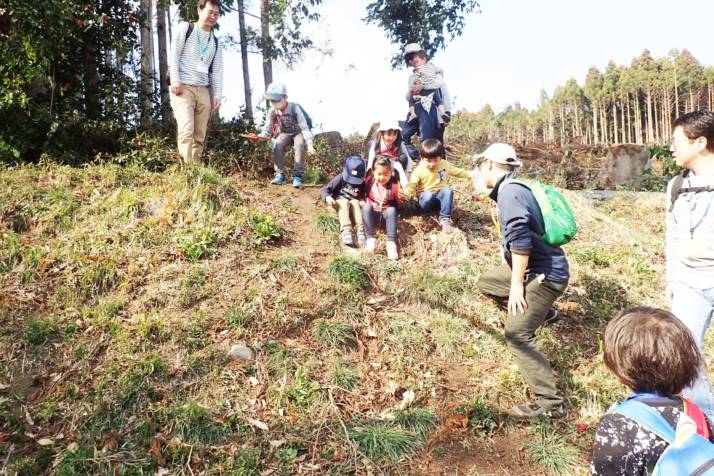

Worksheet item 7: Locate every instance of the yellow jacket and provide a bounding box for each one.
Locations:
[406,160,471,197]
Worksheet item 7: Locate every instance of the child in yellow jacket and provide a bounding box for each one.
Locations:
[406,139,471,233]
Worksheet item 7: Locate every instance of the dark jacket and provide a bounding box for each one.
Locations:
[320,174,365,202]
[490,173,569,283]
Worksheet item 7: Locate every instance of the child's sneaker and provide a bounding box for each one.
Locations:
[271,173,286,185]
[341,229,354,246]
[386,241,398,260]
[364,237,376,253]
[292,175,303,189]
[440,218,453,234]
[356,228,366,246]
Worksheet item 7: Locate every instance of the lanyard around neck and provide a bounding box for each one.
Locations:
[194,26,213,60]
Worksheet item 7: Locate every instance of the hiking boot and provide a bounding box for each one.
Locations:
[407,112,418,123]
[292,175,303,189]
[356,228,366,246]
[509,402,566,420]
[365,238,376,253]
[341,229,354,246]
[441,111,452,124]
[440,218,453,234]
[271,173,286,185]
[386,241,398,260]
[544,308,560,325]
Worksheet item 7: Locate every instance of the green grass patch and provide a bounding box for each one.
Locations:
[271,254,299,273]
[286,368,323,408]
[312,319,356,349]
[394,407,438,440]
[329,359,359,390]
[429,312,468,354]
[177,226,218,261]
[24,316,61,345]
[314,211,340,235]
[408,269,467,308]
[327,255,369,290]
[169,402,228,445]
[250,213,282,246]
[523,421,580,475]
[348,421,420,465]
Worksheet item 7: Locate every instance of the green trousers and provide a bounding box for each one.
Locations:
[477,264,567,408]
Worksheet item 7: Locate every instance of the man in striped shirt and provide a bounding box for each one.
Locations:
[170,0,224,163]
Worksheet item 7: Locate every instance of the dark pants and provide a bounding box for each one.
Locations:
[402,103,443,163]
[477,264,568,408]
[362,204,397,241]
[417,187,454,220]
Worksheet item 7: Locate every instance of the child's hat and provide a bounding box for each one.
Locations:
[378,119,401,132]
[473,143,522,167]
[342,155,366,185]
[265,82,287,101]
[403,43,425,58]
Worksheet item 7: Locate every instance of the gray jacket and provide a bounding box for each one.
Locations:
[666,172,714,288]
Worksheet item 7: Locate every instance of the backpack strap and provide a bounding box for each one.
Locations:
[669,171,688,212]
[684,399,712,440]
[608,399,676,443]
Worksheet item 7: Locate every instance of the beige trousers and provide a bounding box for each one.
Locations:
[335,198,364,231]
[170,85,211,163]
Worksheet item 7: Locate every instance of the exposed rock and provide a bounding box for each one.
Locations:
[228,343,254,361]
[599,144,651,188]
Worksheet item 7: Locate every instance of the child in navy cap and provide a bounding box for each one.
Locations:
[320,156,367,246]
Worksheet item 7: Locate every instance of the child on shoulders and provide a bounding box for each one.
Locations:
[320,156,367,247]
[362,156,401,260]
[406,139,471,233]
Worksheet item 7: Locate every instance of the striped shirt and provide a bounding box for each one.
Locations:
[170,22,223,100]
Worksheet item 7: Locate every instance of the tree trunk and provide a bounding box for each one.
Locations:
[157,1,170,123]
[140,0,155,125]
[84,39,100,119]
[592,103,598,145]
[260,0,273,91]
[612,99,618,144]
[646,91,654,143]
[626,95,632,143]
[620,96,625,143]
[238,0,253,121]
[674,68,679,118]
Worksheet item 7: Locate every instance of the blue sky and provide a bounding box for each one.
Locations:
[206,0,714,135]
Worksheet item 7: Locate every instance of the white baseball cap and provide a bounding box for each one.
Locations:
[403,43,425,58]
[473,143,522,167]
[378,119,401,132]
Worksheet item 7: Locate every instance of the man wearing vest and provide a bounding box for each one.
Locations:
[255,82,316,189]
[473,143,569,419]
[169,0,223,164]
[666,110,714,420]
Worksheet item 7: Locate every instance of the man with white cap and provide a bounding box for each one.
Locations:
[473,143,570,419]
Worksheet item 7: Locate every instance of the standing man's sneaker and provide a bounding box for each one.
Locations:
[509,402,566,419]
[440,218,453,234]
[356,228,366,246]
[292,175,303,189]
[364,238,376,253]
[341,229,354,246]
[386,241,398,260]
[271,173,286,185]
[544,308,560,325]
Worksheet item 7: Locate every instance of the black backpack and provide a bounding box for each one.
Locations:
[668,170,714,212]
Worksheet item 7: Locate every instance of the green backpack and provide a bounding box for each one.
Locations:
[504,179,578,246]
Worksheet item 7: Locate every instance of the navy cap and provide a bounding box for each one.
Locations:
[342,155,366,185]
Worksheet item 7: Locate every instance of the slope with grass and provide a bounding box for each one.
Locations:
[1,152,706,475]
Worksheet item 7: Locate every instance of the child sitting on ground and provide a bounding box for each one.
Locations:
[591,307,714,475]
[367,119,411,192]
[406,139,471,233]
[362,156,401,260]
[320,155,367,246]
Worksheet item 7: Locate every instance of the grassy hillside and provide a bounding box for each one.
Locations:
[0,149,706,475]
